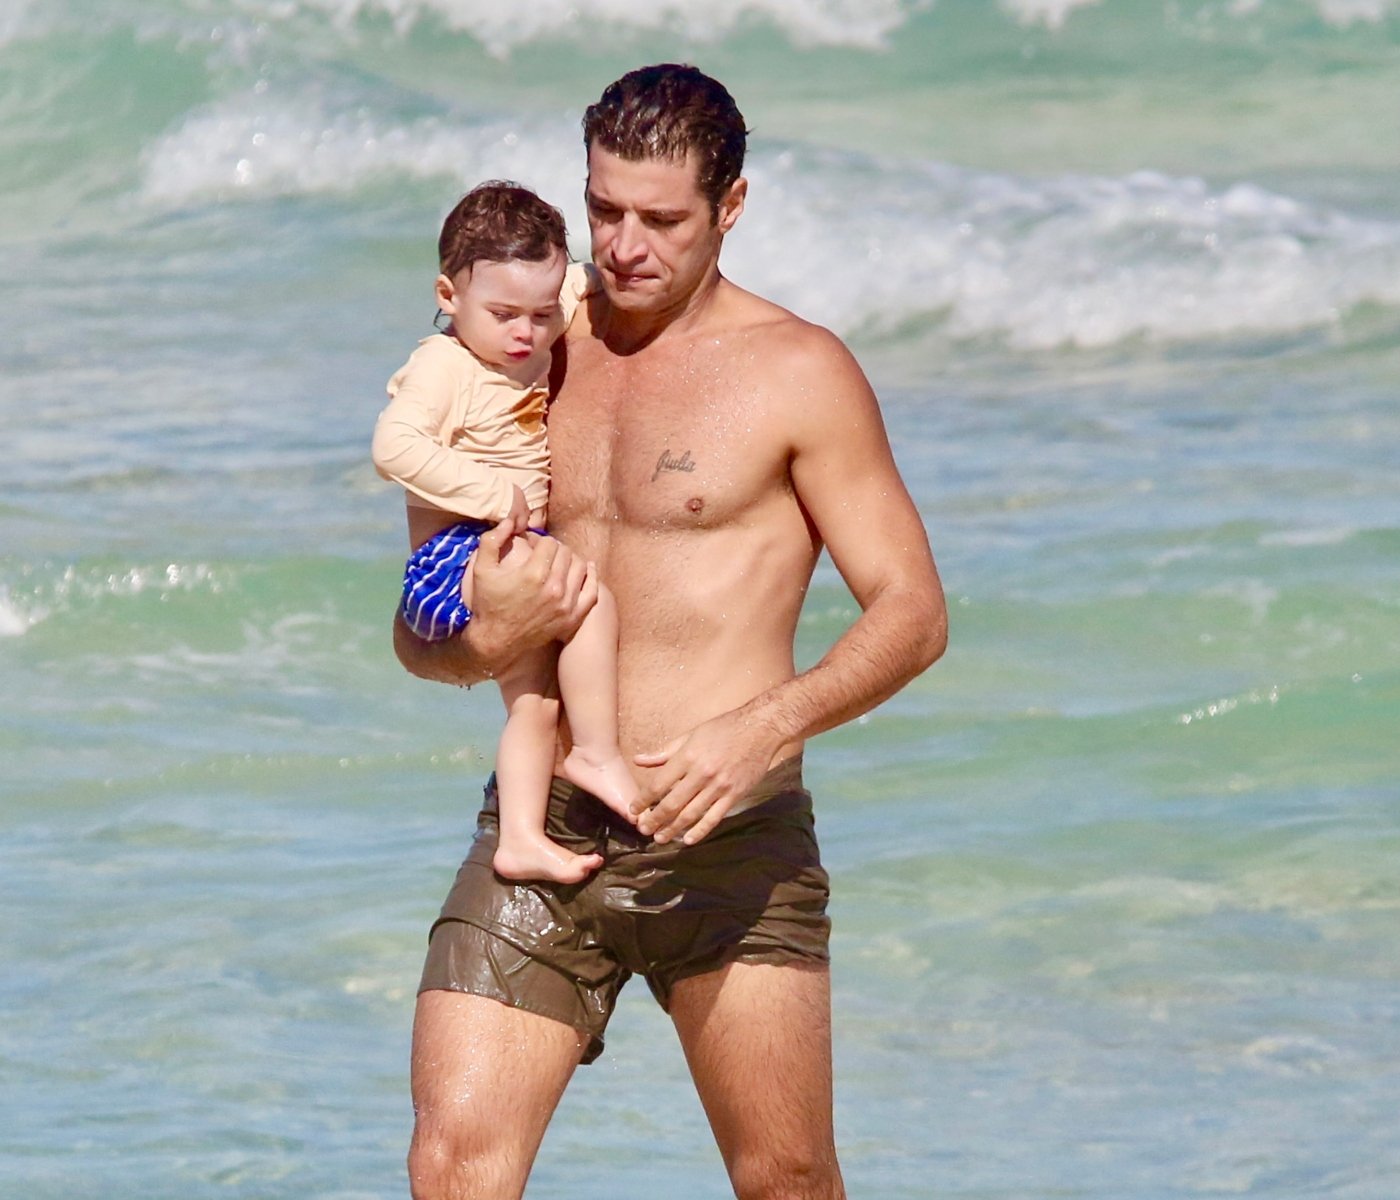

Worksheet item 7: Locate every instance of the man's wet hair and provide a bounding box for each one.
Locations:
[438,181,568,279]
[582,64,749,216]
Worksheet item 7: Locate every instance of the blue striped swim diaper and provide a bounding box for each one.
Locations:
[400,519,494,642]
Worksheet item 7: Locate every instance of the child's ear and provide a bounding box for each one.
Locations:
[434,273,457,314]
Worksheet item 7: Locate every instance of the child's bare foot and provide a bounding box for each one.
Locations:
[493,836,603,884]
[562,748,641,822]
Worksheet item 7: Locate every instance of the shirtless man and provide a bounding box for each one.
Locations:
[394,64,946,1200]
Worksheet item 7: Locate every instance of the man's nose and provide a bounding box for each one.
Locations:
[612,215,648,265]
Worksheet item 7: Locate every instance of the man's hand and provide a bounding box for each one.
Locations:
[395,518,598,686]
[466,520,598,673]
[631,708,781,846]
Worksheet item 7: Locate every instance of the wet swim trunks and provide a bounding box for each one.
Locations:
[418,756,831,1063]
[399,519,493,641]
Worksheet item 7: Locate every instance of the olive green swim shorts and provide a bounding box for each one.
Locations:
[418,755,831,1064]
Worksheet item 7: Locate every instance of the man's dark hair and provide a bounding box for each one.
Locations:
[438,181,568,279]
[582,64,749,215]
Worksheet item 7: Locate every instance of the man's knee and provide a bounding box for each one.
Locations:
[408,1121,525,1200]
[728,1146,845,1200]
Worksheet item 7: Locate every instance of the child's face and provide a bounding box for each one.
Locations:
[436,252,567,381]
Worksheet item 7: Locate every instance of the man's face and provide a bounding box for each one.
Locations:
[436,251,566,382]
[584,145,743,314]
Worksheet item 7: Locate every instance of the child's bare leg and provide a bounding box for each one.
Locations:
[557,582,639,821]
[491,648,604,884]
[460,547,603,884]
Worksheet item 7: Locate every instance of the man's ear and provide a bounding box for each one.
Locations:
[434,273,458,315]
[717,177,747,233]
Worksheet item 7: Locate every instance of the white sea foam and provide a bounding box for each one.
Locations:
[1175,684,1279,727]
[4,561,228,631]
[325,0,1400,44]
[0,589,32,636]
[1312,0,1400,24]
[218,0,910,54]
[8,0,1398,58]
[142,93,588,220]
[1004,0,1400,29]
[0,0,40,48]
[1000,0,1103,30]
[732,153,1400,348]
[141,91,1400,349]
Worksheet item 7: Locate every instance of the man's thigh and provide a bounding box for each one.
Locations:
[669,961,845,1200]
[409,990,587,1199]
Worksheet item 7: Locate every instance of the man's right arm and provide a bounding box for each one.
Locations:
[393,522,598,686]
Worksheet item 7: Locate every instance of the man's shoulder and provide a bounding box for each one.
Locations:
[723,287,862,383]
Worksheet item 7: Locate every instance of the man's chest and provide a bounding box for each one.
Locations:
[547,345,787,534]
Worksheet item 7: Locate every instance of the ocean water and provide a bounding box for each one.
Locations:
[3,1,1399,1196]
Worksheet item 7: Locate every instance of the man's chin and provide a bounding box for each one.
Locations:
[602,282,659,310]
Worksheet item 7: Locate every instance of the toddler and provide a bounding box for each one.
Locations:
[373,181,638,883]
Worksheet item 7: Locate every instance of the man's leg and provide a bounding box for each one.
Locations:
[669,960,846,1200]
[408,990,588,1200]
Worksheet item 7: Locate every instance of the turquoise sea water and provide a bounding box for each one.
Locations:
[3,1,1399,1196]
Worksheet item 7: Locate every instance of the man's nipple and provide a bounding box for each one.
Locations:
[686,496,704,515]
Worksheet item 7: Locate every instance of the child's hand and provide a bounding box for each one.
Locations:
[528,503,549,530]
[508,485,531,532]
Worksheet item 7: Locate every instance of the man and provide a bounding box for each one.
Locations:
[394,64,946,1200]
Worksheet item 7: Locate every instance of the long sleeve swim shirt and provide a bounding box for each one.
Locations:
[371,262,595,523]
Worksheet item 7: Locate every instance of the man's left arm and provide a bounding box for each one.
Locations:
[635,327,947,843]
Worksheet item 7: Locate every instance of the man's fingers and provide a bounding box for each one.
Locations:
[633,738,682,769]
[679,795,733,845]
[560,547,587,595]
[574,560,600,620]
[636,770,702,833]
[631,738,684,816]
[526,531,559,580]
[653,785,728,846]
[475,518,515,565]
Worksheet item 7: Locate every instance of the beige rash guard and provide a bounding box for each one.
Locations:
[371,262,596,522]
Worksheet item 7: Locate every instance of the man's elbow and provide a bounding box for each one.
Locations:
[393,611,462,684]
[392,612,432,679]
[911,598,949,676]
[393,610,491,687]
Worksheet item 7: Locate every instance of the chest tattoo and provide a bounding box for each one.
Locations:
[651,447,697,483]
